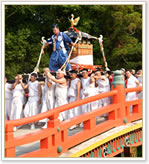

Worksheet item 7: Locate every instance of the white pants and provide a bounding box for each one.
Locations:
[55,99,68,121]
[126,92,138,101]
[45,91,55,110]
[24,96,40,117]
[67,96,81,119]
[5,99,12,120]
[126,92,138,113]
[81,87,99,114]
[55,89,68,121]
[39,100,48,123]
[10,97,24,120]
[101,97,111,106]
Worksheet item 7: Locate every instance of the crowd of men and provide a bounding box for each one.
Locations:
[5,68,142,131]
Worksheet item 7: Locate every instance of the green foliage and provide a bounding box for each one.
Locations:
[5,5,142,79]
[137,146,142,157]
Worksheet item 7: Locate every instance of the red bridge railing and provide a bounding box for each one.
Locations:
[5,72,142,158]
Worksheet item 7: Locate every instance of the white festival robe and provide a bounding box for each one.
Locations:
[81,77,98,113]
[44,77,55,112]
[40,77,56,122]
[126,75,139,113]
[67,78,81,119]
[96,76,111,107]
[10,83,25,120]
[126,75,139,101]
[24,81,40,117]
[5,83,13,120]
[54,81,68,121]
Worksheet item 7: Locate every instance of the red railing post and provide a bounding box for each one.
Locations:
[125,87,142,121]
[40,113,60,143]
[84,118,96,130]
[111,71,126,124]
[5,123,16,157]
[48,113,60,128]
[40,112,68,156]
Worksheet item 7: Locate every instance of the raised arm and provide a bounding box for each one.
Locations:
[47,72,66,84]
[42,42,49,49]
[49,76,66,84]
[19,79,28,90]
[11,80,19,90]
[41,37,53,54]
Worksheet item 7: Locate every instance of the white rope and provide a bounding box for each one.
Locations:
[33,37,47,73]
[61,32,82,71]
[98,35,110,71]
[21,37,46,83]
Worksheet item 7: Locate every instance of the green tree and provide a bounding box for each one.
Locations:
[5,5,142,79]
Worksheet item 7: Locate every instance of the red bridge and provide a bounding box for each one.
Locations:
[5,71,142,158]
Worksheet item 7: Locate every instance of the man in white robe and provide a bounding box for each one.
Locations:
[46,69,68,121]
[125,70,140,113]
[41,68,56,128]
[95,70,111,107]
[5,78,13,120]
[10,75,26,131]
[126,70,140,101]
[67,70,81,129]
[24,73,42,129]
[80,69,98,114]
[43,68,56,111]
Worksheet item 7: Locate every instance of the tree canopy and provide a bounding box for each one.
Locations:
[5,5,142,79]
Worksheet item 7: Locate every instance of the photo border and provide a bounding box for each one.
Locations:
[1,0,147,162]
